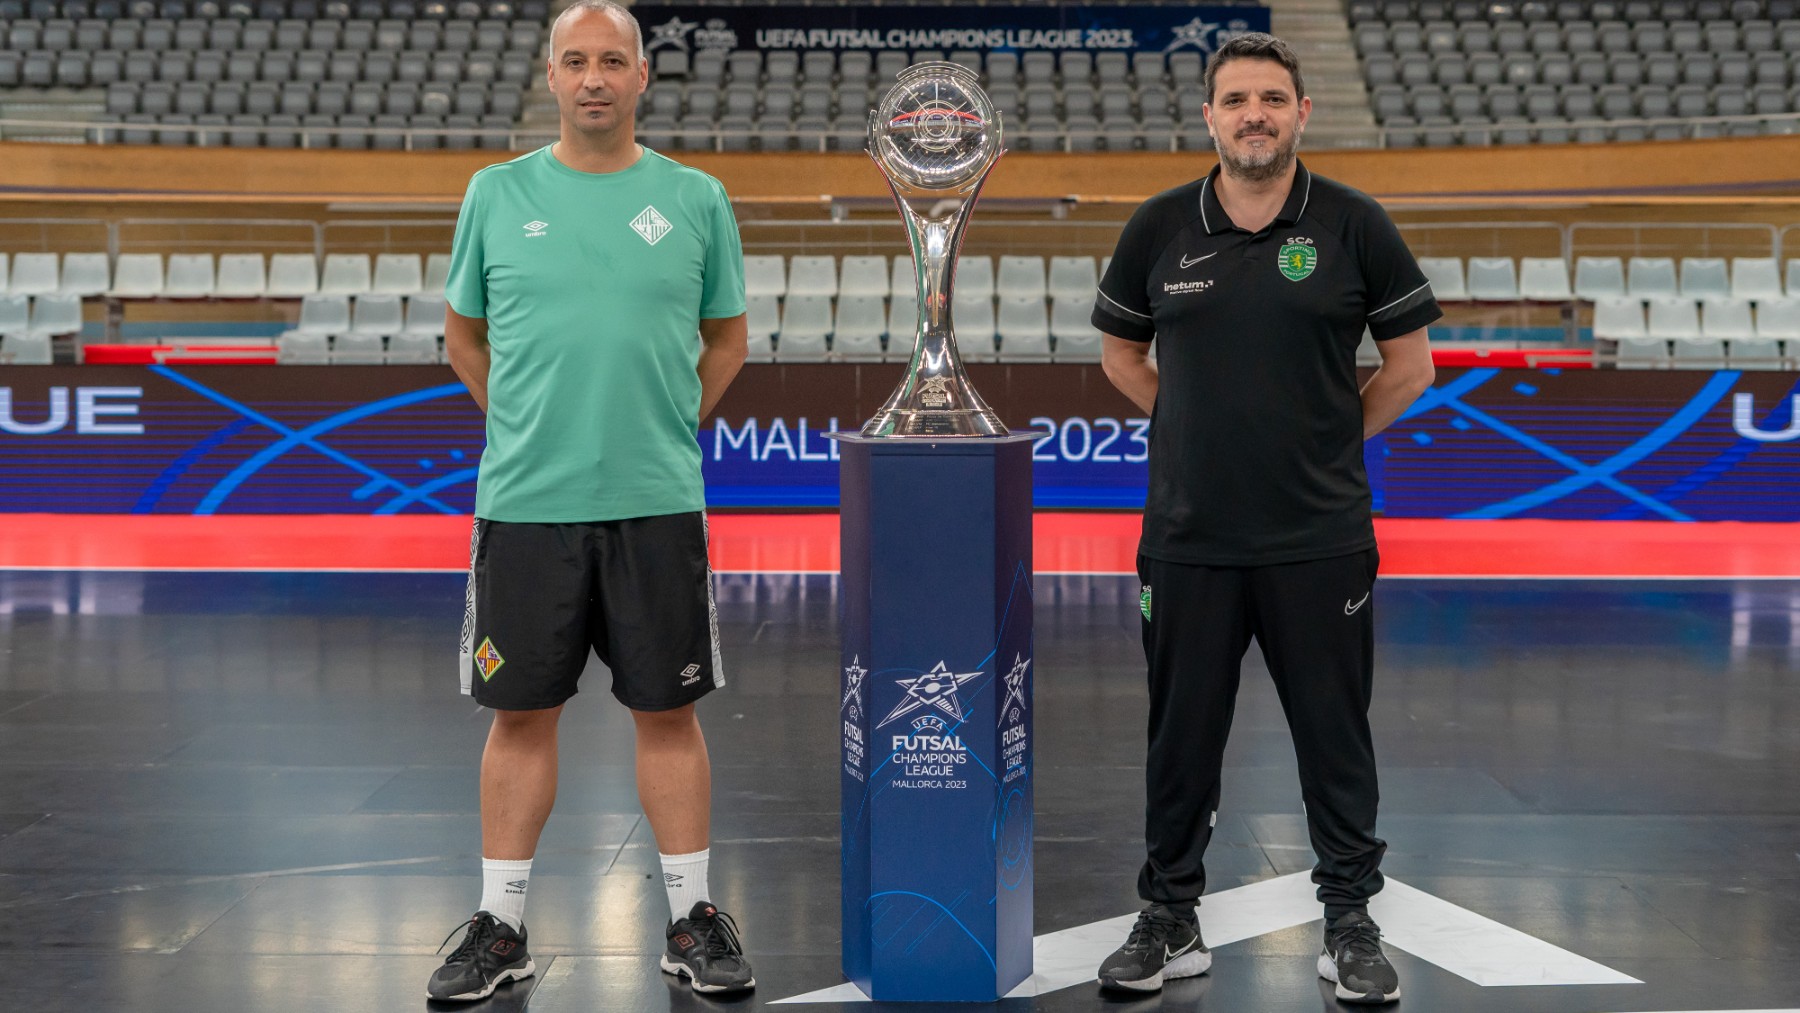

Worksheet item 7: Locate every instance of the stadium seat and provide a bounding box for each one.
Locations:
[1730,257,1783,300]
[1626,257,1679,298]
[372,253,424,294]
[996,256,1047,300]
[832,294,886,361]
[1466,257,1520,300]
[215,254,267,297]
[887,288,917,350]
[27,294,83,337]
[1574,256,1627,299]
[296,292,350,333]
[1756,296,1800,340]
[423,253,451,295]
[1592,295,1647,339]
[1418,257,1467,300]
[320,253,372,293]
[1678,257,1731,298]
[1,331,54,365]
[776,293,831,360]
[110,254,164,297]
[1518,257,1573,300]
[385,330,439,363]
[9,253,59,296]
[58,253,111,297]
[996,295,1051,360]
[953,288,996,358]
[1049,294,1102,362]
[0,295,29,335]
[785,256,837,298]
[351,292,404,333]
[1048,256,1097,300]
[956,256,994,300]
[837,256,888,298]
[165,254,215,297]
[1646,295,1701,340]
[1700,296,1756,341]
[330,331,385,364]
[743,255,786,298]
[744,293,778,361]
[1726,335,1784,367]
[1613,335,1670,367]
[267,253,320,297]
[403,294,446,335]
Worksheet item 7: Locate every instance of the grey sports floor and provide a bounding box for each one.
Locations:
[1,569,1795,1012]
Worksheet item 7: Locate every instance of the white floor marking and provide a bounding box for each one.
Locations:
[773,872,1640,1004]
[1371,878,1640,986]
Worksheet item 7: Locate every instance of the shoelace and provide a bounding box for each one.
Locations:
[436,915,492,963]
[1330,919,1384,963]
[1124,906,1188,950]
[697,909,746,960]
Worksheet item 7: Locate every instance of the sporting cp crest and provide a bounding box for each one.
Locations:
[1278,241,1317,281]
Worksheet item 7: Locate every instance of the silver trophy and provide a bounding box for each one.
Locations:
[860,62,1007,438]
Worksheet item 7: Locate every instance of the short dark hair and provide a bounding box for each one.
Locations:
[1203,33,1306,104]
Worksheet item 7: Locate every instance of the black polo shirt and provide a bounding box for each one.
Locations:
[1092,160,1441,567]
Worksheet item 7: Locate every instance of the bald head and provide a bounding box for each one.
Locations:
[550,0,645,63]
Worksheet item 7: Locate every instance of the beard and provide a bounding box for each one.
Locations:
[1218,124,1300,183]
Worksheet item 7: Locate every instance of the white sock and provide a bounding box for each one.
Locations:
[479,857,532,931]
[660,849,711,921]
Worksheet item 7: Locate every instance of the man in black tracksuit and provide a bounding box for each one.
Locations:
[1089,33,1439,1005]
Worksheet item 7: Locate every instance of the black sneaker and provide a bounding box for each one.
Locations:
[1097,903,1211,992]
[1318,910,1401,1004]
[662,901,756,993]
[426,911,535,1002]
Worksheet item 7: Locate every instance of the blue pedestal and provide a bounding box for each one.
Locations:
[834,434,1035,1002]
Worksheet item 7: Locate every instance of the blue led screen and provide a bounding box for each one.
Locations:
[0,364,1796,519]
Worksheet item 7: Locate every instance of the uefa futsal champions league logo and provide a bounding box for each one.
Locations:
[875,660,983,729]
[998,653,1029,727]
[842,655,867,722]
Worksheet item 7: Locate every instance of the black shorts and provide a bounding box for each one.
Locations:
[457,512,723,712]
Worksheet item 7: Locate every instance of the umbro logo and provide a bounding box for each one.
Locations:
[504,879,527,894]
[631,205,673,245]
[679,663,701,686]
[523,220,548,237]
[1179,252,1217,269]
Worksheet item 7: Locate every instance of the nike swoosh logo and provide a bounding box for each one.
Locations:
[1164,937,1197,962]
[1344,593,1370,615]
[1179,252,1217,269]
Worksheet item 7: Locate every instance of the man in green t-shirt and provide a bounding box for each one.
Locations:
[426,0,754,1001]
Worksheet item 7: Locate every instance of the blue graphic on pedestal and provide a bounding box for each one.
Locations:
[836,435,1035,1002]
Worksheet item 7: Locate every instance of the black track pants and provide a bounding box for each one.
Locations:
[1136,547,1387,918]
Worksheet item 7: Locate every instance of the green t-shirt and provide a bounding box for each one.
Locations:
[445,145,746,522]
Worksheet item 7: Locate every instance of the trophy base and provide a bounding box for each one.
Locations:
[860,409,1009,438]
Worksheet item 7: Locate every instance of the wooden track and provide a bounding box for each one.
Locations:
[6,133,1800,206]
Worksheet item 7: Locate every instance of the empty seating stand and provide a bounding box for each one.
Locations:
[1399,252,1793,368]
[1354,0,1800,147]
[4,0,546,150]
[715,252,1110,362]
